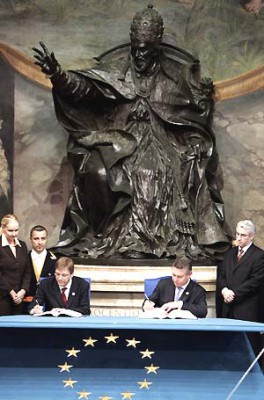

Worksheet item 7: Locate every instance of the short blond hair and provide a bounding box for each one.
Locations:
[55,257,74,274]
[0,214,19,235]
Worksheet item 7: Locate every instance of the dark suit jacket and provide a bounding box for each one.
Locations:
[28,275,91,315]
[0,236,31,297]
[28,250,57,297]
[147,278,207,318]
[217,243,264,322]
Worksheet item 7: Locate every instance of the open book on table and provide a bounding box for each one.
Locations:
[139,308,197,320]
[32,308,83,318]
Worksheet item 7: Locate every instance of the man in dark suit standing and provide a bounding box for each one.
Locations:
[217,220,264,368]
[28,256,90,316]
[142,257,207,318]
[217,220,264,322]
[27,225,57,299]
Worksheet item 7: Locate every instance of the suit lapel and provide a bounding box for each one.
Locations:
[168,279,176,300]
[4,245,16,259]
[224,247,237,281]
[66,278,76,308]
[41,253,52,277]
[233,244,255,272]
[52,279,65,307]
[180,280,193,301]
[1,236,17,259]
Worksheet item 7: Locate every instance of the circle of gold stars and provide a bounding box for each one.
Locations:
[58,332,160,399]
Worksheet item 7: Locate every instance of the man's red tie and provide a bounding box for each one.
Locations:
[237,248,244,261]
[61,287,67,305]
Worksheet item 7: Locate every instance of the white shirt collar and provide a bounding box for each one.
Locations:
[239,242,252,254]
[60,278,72,292]
[2,234,21,247]
[176,279,190,291]
[31,249,47,259]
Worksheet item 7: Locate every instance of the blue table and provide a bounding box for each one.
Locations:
[0,316,263,400]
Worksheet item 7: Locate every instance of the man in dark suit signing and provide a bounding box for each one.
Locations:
[28,256,90,316]
[142,257,207,318]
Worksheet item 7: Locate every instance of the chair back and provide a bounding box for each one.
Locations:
[84,277,91,298]
[144,276,171,298]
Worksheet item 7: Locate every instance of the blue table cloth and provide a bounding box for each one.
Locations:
[0,316,263,400]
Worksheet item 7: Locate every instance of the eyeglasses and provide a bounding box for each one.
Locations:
[236,232,249,238]
[55,272,71,278]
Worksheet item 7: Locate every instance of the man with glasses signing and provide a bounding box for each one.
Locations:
[28,257,90,316]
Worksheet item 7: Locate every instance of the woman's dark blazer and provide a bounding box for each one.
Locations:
[0,236,31,298]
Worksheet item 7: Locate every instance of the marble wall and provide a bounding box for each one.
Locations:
[13,76,71,246]
[215,90,264,248]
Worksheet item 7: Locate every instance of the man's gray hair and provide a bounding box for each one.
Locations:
[236,220,256,235]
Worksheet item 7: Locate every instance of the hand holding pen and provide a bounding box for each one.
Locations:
[143,294,155,311]
[31,299,43,315]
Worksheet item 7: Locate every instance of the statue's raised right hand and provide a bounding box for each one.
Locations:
[32,41,60,76]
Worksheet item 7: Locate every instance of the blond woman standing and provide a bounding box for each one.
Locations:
[0,214,30,315]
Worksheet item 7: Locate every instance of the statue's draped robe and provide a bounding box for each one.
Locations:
[51,50,229,259]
